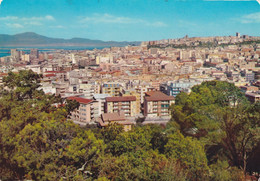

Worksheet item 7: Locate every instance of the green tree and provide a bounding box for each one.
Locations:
[65,99,80,114]
[164,131,209,180]
[0,70,105,180]
[101,123,124,144]
[98,150,188,181]
[169,80,260,175]
[106,126,152,156]
[209,160,244,181]
[3,70,42,100]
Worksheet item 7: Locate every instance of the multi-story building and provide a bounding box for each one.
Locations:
[67,96,94,123]
[78,83,100,99]
[30,49,39,59]
[105,96,137,117]
[93,94,110,116]
[121,88,142,113]
[11,49,20,62]
[44,71,67,82]
[245,71,255,82]
[53,81,69,96]
[127,82,155,103]
[240,86,259,93]
[0,73,8,86]
[144,91,174,117]
[160,80,201,97]
[102,82,122,97]
[245,92,260,103]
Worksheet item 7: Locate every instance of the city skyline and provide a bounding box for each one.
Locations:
[0,0,260,41]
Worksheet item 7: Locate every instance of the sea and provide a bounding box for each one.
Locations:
[0,46,108,58]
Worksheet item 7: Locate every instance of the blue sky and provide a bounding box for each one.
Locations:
[0,0,259,41]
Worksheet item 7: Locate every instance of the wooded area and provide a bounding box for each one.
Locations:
[0,70,259,180]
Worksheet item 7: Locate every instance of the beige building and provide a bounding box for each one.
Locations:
[245,92,260,103]
[97,112,133,131]
[121,89,141,114]
[0,73,8,86]
[105,96,137,117]
[67,96,93,123]
[78,83,100,99]
[102,82,122,97]
[144,91,174,117]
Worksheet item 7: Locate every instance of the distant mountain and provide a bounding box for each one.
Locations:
[0,32,140,47]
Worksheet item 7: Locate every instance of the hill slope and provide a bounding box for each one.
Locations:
[0,32,140,47]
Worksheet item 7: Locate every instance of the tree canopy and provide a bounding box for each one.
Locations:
[0,72,259,180]
[171,80,260,176]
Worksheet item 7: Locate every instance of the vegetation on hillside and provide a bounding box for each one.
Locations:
[0,70,259,180]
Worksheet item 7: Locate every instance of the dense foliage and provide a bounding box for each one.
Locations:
[171,81,260,178]
[0,71,259,180]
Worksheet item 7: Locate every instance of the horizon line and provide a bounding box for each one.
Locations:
[1,31,260,42]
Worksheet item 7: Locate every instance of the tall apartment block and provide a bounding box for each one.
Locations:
[67,96,97,123]
[144,91,174,117]
[102,82,122,97]
[105,96,137,117]
[30,49,39,59]
[11,49,20,62]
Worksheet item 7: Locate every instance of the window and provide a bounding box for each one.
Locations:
[161,104,169,108]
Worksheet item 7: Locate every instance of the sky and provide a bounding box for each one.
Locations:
[0,0,260,41]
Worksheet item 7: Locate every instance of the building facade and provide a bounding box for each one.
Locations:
[144,91,174,117]
[102,82,122,97]
[67,96,93,123]
[105,96,137,117]
[97,112,133,131]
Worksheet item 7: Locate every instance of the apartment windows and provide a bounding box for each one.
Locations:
[161,104,169,108]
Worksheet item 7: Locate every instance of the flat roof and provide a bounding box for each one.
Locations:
[106,96,136,102]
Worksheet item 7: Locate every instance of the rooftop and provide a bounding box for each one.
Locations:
[145,91,174,101]
[98,112,133,126]
[67,96,93,104]
[106,96,136,102]
[102,112,126,122]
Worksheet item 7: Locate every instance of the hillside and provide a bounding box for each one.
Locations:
[0,32,140,47]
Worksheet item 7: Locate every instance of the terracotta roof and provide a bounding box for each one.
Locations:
[106,96,136,102]
[102,112,126,122]
[145,91,174,101]
[0,73,8,77]
[67,96,93,104]
[13,64,26,67]
[44,74,56,77]
[44,71,66,74]
[98,112,133,126]
[94,68,102,72]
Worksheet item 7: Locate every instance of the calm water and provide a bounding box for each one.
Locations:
[0,49,11,58]
[0,46,108,58]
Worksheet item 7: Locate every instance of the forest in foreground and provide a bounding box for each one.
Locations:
[0,70,259,181]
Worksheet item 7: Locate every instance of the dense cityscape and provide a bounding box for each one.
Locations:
[0,33,260,127]
[1,33,260,180]
[0,0,260,180]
